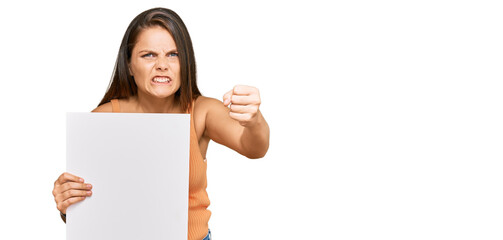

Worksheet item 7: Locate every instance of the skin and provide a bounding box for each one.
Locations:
[53,26,270,217]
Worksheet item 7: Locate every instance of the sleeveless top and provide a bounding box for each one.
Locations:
[110,99,211,240]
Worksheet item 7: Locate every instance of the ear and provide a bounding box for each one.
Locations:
[128,63,133,76]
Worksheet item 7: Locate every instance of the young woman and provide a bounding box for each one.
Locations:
[52,7,269,240]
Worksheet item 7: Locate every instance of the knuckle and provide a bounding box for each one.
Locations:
[60,183,68,192]
[57,203,63,211]
[63,191,71,199]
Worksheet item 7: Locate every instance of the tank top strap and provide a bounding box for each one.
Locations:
[110,99,121,113]
[187,100,198,137]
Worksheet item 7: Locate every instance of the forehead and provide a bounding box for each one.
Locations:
[133,25,177,51]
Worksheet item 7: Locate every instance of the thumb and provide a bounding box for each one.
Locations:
[222,89,233,106]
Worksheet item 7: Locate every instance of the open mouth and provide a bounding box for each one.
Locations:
[152,76,171,84]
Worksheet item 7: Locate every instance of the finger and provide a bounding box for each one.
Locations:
[53,182,89,197]
[58,182,92,193]
[233,85,257,96]
[56,172,84,186]
[57,189,92,203]
[231,95,260,105]
[222,89,233,106]
[57,196,86,214]
[230,104,258,114]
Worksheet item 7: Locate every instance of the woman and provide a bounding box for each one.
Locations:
[52,7,269,240]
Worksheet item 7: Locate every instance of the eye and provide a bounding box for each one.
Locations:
[141,53,155,58]
[168,52,179,57]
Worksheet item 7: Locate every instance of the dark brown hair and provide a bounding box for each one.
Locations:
[98,7,201,112]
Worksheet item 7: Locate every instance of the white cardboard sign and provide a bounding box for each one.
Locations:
[66,112,190,240]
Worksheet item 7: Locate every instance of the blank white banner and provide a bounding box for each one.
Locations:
[66,113,190,240]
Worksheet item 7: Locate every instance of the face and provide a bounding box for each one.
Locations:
[129,26,181,99]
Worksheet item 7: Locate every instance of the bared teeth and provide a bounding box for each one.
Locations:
[153,77,170,83]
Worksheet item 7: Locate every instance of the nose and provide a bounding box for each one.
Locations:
[155,57,169,71]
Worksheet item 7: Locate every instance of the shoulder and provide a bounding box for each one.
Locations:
[91,102,113,112]
[193,95,226,116]
[191,96,223,139]
[194,95,223,109]
[192,96,227,132]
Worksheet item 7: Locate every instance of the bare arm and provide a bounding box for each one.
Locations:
[203,86,269,158]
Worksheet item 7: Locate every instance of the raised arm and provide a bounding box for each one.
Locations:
[203,85,269,159]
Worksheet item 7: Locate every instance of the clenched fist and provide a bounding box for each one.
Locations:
[223,85,261,127]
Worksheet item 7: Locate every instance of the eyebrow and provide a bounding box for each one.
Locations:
[138,49,178,54]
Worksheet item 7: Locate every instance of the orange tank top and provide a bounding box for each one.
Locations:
[110,99,211,240]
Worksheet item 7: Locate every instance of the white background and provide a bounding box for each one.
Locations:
[0,0,502,239]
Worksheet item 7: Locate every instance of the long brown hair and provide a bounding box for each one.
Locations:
[98,8,201,112]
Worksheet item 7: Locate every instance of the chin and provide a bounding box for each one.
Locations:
[151,89,178,98]
[143,85,180,99]
[152,93,175,99]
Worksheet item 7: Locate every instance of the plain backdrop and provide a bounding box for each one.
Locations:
[0,0,502,239]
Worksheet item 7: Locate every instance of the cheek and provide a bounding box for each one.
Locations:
[171,63,181,77]
[132,62,154,78]
[131,67,147,87]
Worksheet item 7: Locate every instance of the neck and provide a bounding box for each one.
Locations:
[133,93,180,113]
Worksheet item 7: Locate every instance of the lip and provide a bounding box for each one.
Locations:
[151,75,172,85]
